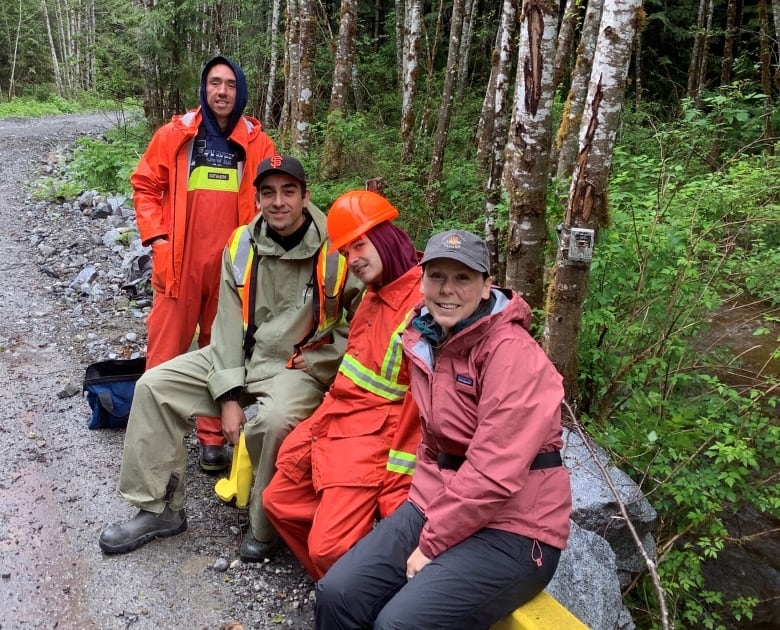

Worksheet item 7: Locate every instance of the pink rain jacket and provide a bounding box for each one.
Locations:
[402,288,572,559]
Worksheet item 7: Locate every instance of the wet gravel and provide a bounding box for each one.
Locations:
[0,113,314,629]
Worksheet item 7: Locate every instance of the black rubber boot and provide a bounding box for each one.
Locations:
[99,505,187,554]
[239,531,280,563]
[199,445,229,472]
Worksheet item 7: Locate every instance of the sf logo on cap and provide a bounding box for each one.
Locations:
[270,155,284,168]
[444,233,463,250]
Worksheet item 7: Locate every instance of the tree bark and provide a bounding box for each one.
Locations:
[555,0,603,183]
[322,0,358,179]
[720,0,737,87]
[552,0,581,93]
[400,0,421,164]
[480,0,518,265]
[503,0,559,309]
[395,0,405,85]
[759,0,775,154]
[424,0,466,214]
[41,0,64,97]
[263,0,282,129]
[543,0,643,400]
[687,0,713,105]
[455,0,476,102]
[7,0,23,99]
[293,0,316,153]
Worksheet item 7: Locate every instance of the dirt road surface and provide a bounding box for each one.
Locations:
[0,113,313,629]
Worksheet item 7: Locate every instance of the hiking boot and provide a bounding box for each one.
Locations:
[240,531,280,563]
[99,505,187,554]
[199,445,228,472]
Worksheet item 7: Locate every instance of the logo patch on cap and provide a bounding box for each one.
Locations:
[270,155,283,168]
[445,233,463,250]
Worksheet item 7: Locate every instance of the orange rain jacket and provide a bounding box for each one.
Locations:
[131,107,275,299]
[265,265,423,578]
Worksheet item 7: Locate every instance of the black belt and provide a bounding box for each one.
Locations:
[437,450,562,471]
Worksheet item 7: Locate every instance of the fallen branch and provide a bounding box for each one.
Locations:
[564,400,671,630]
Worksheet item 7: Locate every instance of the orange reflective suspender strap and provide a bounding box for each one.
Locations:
[229,228,348,363]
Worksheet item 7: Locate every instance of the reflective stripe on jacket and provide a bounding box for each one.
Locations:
[131,107,275,298]
[227,223,349,350]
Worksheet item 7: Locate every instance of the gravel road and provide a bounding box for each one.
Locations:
[0,113,314,629]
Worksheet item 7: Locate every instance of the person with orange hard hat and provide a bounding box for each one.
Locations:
[263,189,423,580]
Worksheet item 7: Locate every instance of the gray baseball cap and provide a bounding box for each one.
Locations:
[420,229,490,273]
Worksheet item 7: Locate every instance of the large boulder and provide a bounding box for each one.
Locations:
[565,428,658,587]
[548,521,635,630]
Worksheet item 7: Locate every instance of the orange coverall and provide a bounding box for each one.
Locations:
[263,265,422,579]
[131,107,275,445]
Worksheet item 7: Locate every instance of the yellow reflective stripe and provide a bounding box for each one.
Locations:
[339,354,408,401]
[307,242,349,343]
[227,226,253,332]
[386,449,416,475]
[380,313,412,383]
[187,165,239,192]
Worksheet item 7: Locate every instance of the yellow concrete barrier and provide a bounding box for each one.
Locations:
[214,433,253,508]
[490,591,589,630]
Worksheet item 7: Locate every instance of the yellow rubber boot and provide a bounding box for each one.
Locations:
[214,433,253,508]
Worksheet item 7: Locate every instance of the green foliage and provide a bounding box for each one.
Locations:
[32,122,149,200]
[580,93,779,627]
[0,96,80,118]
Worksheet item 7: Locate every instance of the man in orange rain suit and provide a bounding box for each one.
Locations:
[263,190,423,580]
[131,55,275,472]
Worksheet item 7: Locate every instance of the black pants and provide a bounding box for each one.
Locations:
[315,501,561,630]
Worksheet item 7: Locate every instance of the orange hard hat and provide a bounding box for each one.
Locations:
[327,190,399,252]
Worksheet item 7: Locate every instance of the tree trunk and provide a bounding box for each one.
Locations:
[634,28,643,107]
[282,0,301,143]
[480,0,517,266]
[41,0,64,97]
[455,0,476,102]
[555,0,604,183]
[322,0,358,179]
[543,0,643,400]
[293,0,316,153]
[263,0,282,129]
[502,0,559,310]
[424,0,466,214]
[552,0,582,93]
[720,0,737,87]
[759,0,775,154]
[395,0,405,85]
[687,0,712,105]
[7,0,23,99]
[417,0,445,144]
[400,0,421,164]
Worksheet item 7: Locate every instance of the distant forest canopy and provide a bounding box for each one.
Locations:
[0,0,768,121]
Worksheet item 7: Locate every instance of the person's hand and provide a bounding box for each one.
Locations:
[405,546,431,581]
[291,350,308,372]
[220,400,246,445]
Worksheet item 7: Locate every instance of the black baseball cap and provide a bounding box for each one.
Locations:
[253,155,307,189]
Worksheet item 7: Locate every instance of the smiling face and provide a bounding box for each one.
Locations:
[340,235,383,286]
[421,258,492,334]
[256,173,309,236]
[205,63,237,130]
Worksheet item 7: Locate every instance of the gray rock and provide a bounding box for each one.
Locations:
[565,428,657,588]
[548,521,635,630]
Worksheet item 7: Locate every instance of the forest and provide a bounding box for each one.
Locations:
[1,0,778,628]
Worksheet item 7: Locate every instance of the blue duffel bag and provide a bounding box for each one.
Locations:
[83,357,146,429]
